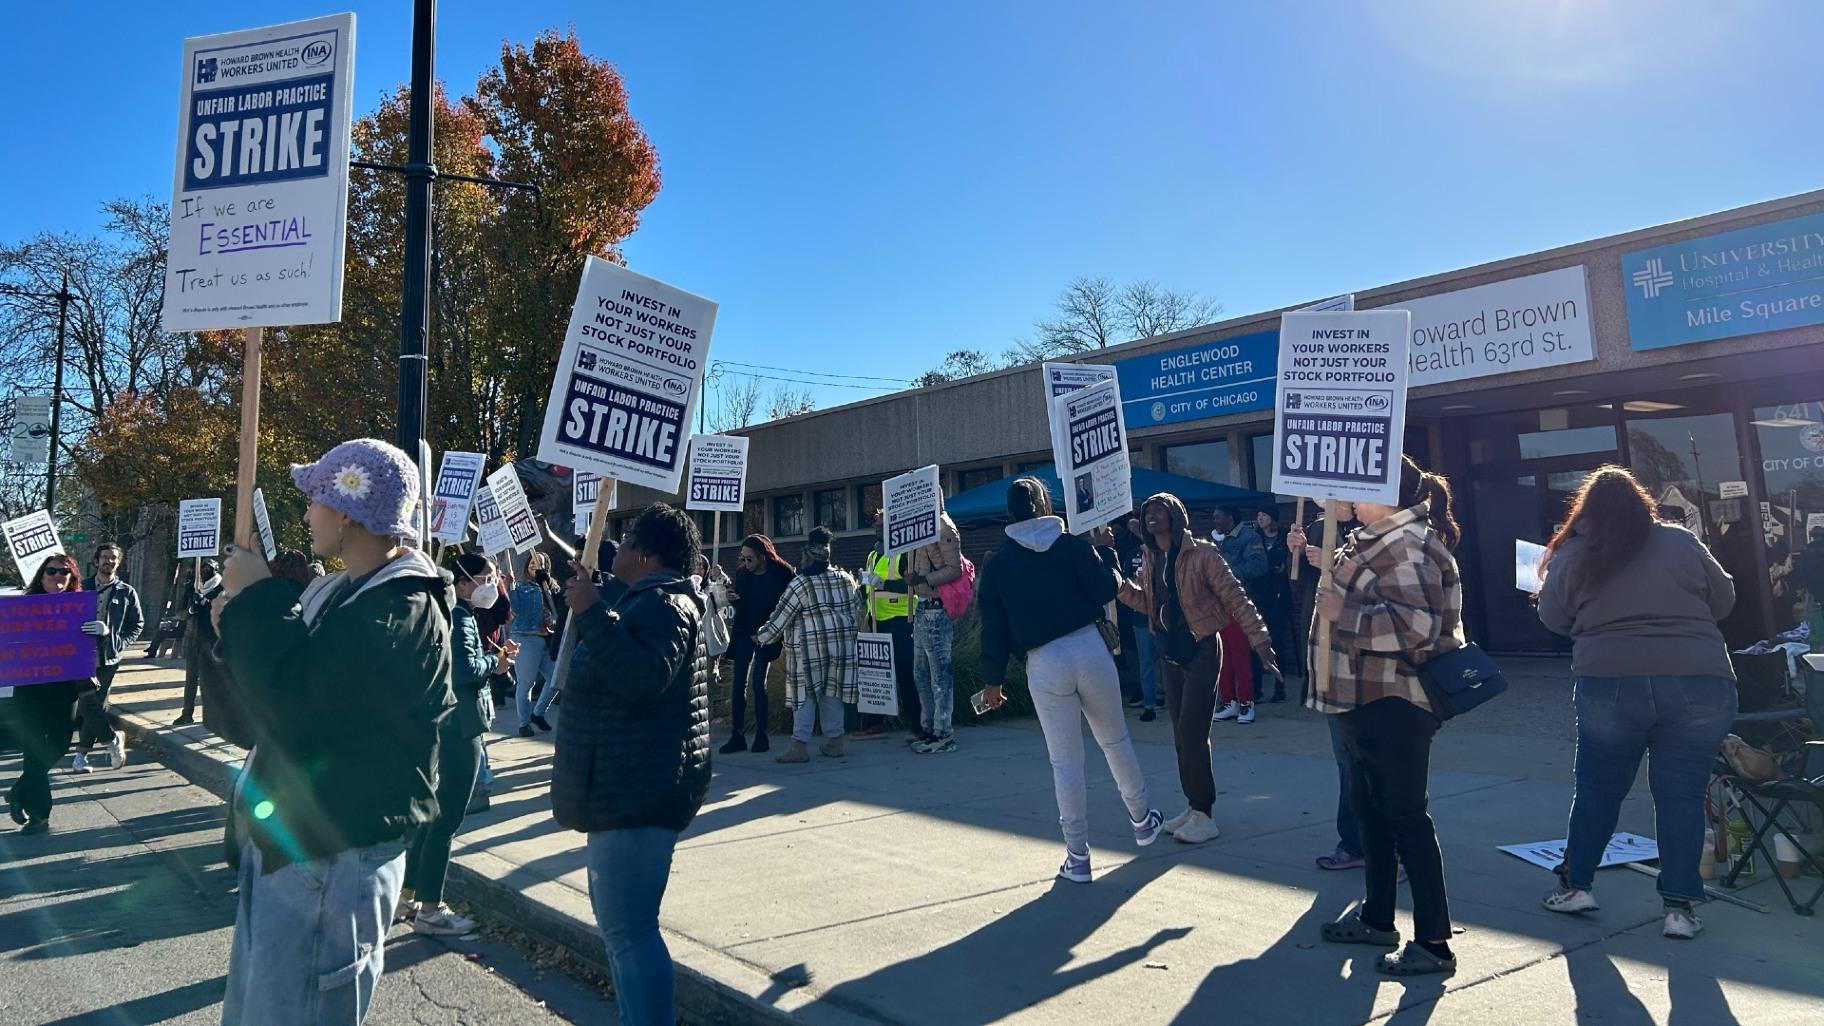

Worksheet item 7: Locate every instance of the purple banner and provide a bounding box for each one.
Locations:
[0,592,99,687]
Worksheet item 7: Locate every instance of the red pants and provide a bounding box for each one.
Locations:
[1217,620,1256,704]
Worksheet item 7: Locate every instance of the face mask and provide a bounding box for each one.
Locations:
[470,581,500,607]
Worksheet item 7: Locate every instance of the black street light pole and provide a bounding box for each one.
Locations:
[0,274,73,511]
[396,0,437,464]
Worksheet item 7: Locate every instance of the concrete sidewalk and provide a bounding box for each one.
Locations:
[103,657,1822,1025]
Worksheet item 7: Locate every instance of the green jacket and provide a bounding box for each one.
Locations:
[220,549,456,871]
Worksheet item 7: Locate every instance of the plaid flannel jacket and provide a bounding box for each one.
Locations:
[755,566,861,708]
[1307,502,1464,716]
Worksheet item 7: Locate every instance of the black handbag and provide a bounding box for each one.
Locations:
[1403,642,1507,721]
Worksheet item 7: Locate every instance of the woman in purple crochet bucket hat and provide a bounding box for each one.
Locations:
[211,438,457,1025]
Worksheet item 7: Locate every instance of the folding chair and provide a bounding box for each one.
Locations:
[1718,741,1823,916]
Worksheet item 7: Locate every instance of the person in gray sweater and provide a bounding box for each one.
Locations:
[1536,466,1736,941]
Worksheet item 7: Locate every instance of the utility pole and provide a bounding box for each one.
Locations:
[395,0,436,464]
[0,274,73,510]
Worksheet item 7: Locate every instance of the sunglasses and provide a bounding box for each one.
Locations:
[43,567,73,578]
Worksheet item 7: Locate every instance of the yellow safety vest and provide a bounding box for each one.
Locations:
[867,551,914,623]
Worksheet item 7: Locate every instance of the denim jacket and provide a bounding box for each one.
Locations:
[508,581,553,636]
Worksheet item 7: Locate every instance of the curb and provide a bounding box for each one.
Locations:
[114,708,802,1026]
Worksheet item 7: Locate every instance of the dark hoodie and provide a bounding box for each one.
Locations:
[1118,493,1274,658]
[977,515,1125,686]
[219,548,456,872]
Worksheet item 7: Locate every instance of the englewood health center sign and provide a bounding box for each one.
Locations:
[1622,209,1824,351]
[1116,266,1595,427]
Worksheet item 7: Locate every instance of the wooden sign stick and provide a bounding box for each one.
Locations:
[548,482,616,701]
[232,327,263,551]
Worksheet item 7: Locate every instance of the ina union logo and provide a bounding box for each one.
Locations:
[301,40,332,66]
[1632,257,1674,299]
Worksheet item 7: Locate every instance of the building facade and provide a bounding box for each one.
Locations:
[610,190,1824,655]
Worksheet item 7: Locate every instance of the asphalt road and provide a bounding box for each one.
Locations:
[0,744,613,1025]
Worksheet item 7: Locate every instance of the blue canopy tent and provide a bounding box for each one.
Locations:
[944,464,1277,528]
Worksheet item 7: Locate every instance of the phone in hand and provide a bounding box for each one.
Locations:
[970,689,994,716]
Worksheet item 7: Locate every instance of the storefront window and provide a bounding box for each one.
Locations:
[1753,400,1824,628]
[1249,434,1273,493]
[773,494,806,538]
[813,487,849,532]
[1163,439,1230,484]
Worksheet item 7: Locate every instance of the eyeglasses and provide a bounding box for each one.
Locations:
[43,567,73,578]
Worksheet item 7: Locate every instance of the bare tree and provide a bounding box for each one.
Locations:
[915,349,1001,387]
[765,386,816,422]
[1119,280,1222,340]
[1009,276,1223,363]
[711,374,763,432]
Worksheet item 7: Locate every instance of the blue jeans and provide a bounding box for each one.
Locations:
[1328,714,1362,857]
[511,633,559,726]
[587,827,680,1026]
[912,607,955,738]
[222,840,406,1026]
[1565,675,1736,903]
[1133,627,1159,710]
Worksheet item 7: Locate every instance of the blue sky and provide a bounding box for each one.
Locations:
[6,1,1823,411]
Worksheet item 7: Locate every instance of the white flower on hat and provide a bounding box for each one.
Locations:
[333,463,373,500]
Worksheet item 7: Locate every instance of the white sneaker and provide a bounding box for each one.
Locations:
[413,904,477,936]
[392,898,421,925]
[108,731,127,768]
[1236,703,1256,724]
[1663,908,1702,940]
[1173,810,1220,843]
[1213,701,1241,722]
[71,752,93,774]
[1543,887,1599,914]
[1163,807,1195,835]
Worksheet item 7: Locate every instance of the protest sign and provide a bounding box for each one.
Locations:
[9,396,52,464]
[1048,377,1134,536]
[880,466,942,558]
[685,435,750,513]
[1515,539,1546,594]
[1041,362,1115,400]
[251,487,277,560]
[856,632,899,716]
[485,465,541,555]
[3,510,64,581]
[536,257,718,493]
[429,451,486,544]
[163,14,356,331]
[473,485,512,556]
[1809,513,1824,533]
[177,499,223,559]
[0,592,99,688]
[1499,832,1658,872]
[1270,310,1411,506]
[573,470,615,538]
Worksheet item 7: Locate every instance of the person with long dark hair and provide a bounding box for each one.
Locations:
[1300,454,1464,976]
[756,527,860,763]
[6,554,87,834]
[979,479,1163,883]
[721,534,794,754]
[1537,465,1737,940]
[554,504,711,1026]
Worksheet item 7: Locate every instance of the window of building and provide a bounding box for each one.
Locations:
[742,500,765,538]
[1249,434,1273,493]
[692,511,740,547]
[856,482,883,529]
[1016,460,1050,474]
[952,466,1002,496]
[813,487,849,533]
[1163,439,1230,484]
[772,494,806,538]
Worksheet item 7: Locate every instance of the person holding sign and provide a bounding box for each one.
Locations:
[1118,493,1281,845]
[552,504,711,1026]
[5,554,89,834]
[1535,467,1737,941]
[509,551,563,736]
[1296,455,1464,976]
[212,438,456,1023]
[905,511,965,754]
[977,479,1164,883]
[755,527,860,763]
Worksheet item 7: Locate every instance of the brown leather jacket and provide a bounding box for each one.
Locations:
[1118,493,1274,659]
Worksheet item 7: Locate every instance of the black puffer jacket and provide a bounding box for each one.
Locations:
[978,516,1124,686]
[553,570,711,834]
